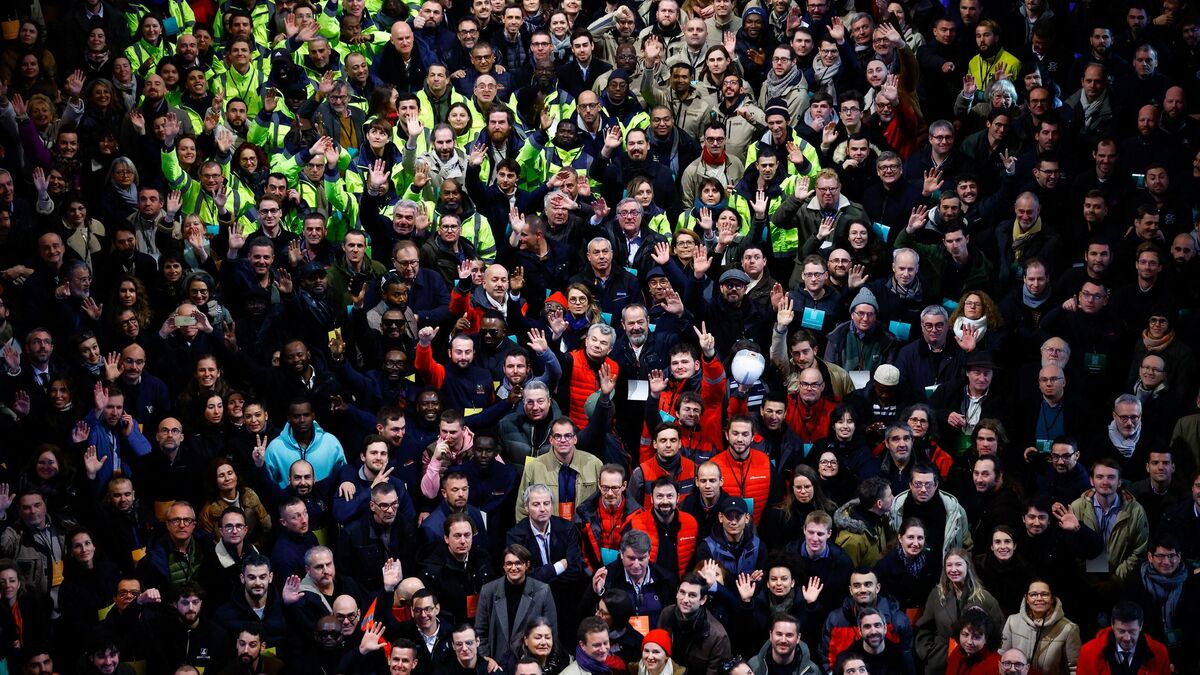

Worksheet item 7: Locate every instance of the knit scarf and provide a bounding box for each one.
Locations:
[693,196,728,214]
[812,59,841,88]
[766,64,804,100]
[1139,562,1187,632]
[1107,421,1140,458]
[113,180,139,208]
[1010,218,1043,261]
[1022,283,1050,309]
[574,646,612,675]
[903,549,928,578]
[953,315,988,343]
[886,274,923,300]
[1142,328,1174,352]
[702,145,727,167]
[566,313,591,332]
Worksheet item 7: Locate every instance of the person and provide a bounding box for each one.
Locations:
[888,461,971,558]
[560,616,622,675]
[1068,459,1150,584]
[628,629,684,675]
[475,544,557,668]
[1120,533,1198,665]
[914,549,1004,674]
[587,530,674,630]
[656,573,733,675]
[945,606,1000,675]
[1076,601,1171,675]
[748,613,820,675]
[819,567,914,673]
[873,518,939,618]
[834,477,895,567]
[1000,579,1080,675]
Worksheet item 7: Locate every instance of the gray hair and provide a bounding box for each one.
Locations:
[920,305,949,321]
[877,151,901,167]
[304,545,333,568]
[523,380,551,401]
[587,323,617,340]
[587,237,612,252]
[619,529,651,555]
[1113,394,1142,412]
[395,198,421,213]
[616,197,643,216]
[107,156,139,185]
[621,304,648,322]
[522,483,553,506]
[928,119,954,138]
[893,247,919,268]
[850,12,874,27]
[987,79,1017,102]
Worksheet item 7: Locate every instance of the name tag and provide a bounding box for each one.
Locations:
[801,307,825,330]
[888,321,911,341]
[872,222,891,240]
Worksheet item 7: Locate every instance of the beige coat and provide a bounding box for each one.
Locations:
[515,449,603,519]
[1001,599,1081,675]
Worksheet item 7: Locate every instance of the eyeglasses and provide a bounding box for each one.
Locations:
[411,605,437,615]
[962,300,982,308]
[221,523,247,531]
[617,209,641,216]
[1001,661,1029,670]
[1049,452,1075,462]
[502,560,527,568]
[372,500,400,511]
[1116,414,1141,423]
[394,259,419,268]
[335,612,359,622]
[910,481,935,490]
[1150,552,1180,561]
[1139,364,1164,373]
[921,322,945,330]
[259,207,281,214]
[801,271,826,278]
[167,517,196,526]
[852,310,876,319]
[816,186,839,193]
[818,459,838,466]
[551,432,576,441]
[907,416,928,424]
[1079,291,1106,301]
[1026,591,1051,598]
[798,381,823,389]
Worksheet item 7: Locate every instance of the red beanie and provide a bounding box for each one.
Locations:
[642,629,672,657]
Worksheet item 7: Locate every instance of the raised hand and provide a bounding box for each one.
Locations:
[0,485,11,513]
[907,205,928,232]
[770,282,785,311]
[752,189,768,218]
[263,87,279,113]
[922,168,943,196]
[717,219,737,247]
[213,184,229,213]
[598,361,616,396]
[12,391,30,417]
[10,94,25,119]
[955,322,977,352]
[651,241,671,265]
[227,223,246,252]
[777,294,795,327]
[787,141,805,165]
[83,445,109,480]
[64,70,86,99]
[359,621,387,654]
[2,344,19,373]
[1052,502,1080,531]
[527,328,549,354]
[847,263,869,289]
[274,268,293,294]
[412,161,430,190]
[591,197,610,222]
[71,421,91,445]
[828,15,846,42]
[163,112,181,146]
[698,207,713,232]
[281,575,303,604]
[603,124,622,153]
[253,434,268,467]
[367,159,389,192]
[31,167,48,195]
[1000,149,1016,175]
[694,321,716,358]
[801,576,824,604]
[318,70,335,96]
[816,215,836,240]
[81,297,103,320]
[962,73,976,97]
[821,121,838,147]
[648,369,668,395]
[692,244,712,278]
[468,141,486,167]
[287,239,303,268]
[662,289,684,316]
[457,259,473,281]
[381,558,402,590]
[547,310,567,338]
[510,266,525,293]
[735,572,757,602]
[405,112,423,141]
[352,285,368,310]
[795,175,813,201]
[417,326,439,346]
[103,352,121,382]
[94,381,109,412]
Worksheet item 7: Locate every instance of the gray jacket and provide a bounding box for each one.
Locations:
[749,638,821,675]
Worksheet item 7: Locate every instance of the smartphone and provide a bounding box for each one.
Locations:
[1133,173,1146,189]
[327,328,341,342]
[174,315,197,327]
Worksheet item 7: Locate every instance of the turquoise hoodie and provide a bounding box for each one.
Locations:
[264,421,347,489]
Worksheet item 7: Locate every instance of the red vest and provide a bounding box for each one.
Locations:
[567,350,619,430]
[709,449,773,524]
[638,457,697,508]
[625,508,699,579]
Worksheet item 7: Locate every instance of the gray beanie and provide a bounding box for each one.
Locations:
[851,286,879,313]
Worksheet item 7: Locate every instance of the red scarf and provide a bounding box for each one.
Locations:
[702,145,727,166]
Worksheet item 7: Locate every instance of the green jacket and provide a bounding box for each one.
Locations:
[161,147,255,232]
[895,229,994,301]
[1070,489,1149,582]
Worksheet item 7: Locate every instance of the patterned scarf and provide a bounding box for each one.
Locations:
[765,63,804,100]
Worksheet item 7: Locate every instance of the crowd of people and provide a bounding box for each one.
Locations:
[0,0,1199,672]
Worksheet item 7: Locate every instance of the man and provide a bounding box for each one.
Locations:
[286,546,368,634]
[1121,533,1198,664]
[92,477,157,575]
[657,573,733,675]
[335,436,418,525]
[876,423,917,496]
[696,494,766,576]
[681,123,745,206]
[445,624,489,675]
[824,287,899,371]
[1033,437,1092,506]
[623,478,699,586]
[558,30,612,97]
[148,583,231,672]
[931,350,1006,451]
[588,530,674,629]
[576,465,639,572]
[263,398,346,488]
[214,555,289,653]
[137,501,213,592]
[417,410,479,501]
[516,418,604,520]
[965,456,1024,546]
[82,385,153,492]
[1070,458,1150,621]
[834,478,895,567]
[894,305,965,402]
[337,483,416,589]
[709,417,775,525]
[629,425,698,508]
[561,617,619,675]
[0,491,70,596]
[418,513,494,626]
[219,625,284,675]
[748,614,820,675]
[271,497,321,580]
[851,608,911,675]
[1092,395,1155,483]
[897,216,993,304]
[819,569,914,673]
[498,382,564,461]
[888,460,971,557]
[419,470,489,548]
[681,461,729,536]
[1077,601,1171,674]
[569,238,641,320]
[687,268,773,362]
[402,589,454,672]
[774,170,870,273]
[506,483,585,608]
[996,191,1059,289]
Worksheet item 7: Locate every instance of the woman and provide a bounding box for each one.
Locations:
[547,284,600,352]
[629,629,684,675]
[598,589,643,665]
[626,176,671,235]
[899,404,953,479]
[125,15,173,76]
[1000,579,1080,675]
[949,290,1005,354]
[95,156,140,229]
[805,218,889,281]
[0,561,51,657]
[174,134,201,178]
[502,618,568,675]
[150,251,188,318]
[677,177,733,233]
[1128,306,1197,399]
[670,227,704,271]
[77,27,115,82]
[874,518,939,620]
[177,354,232,430]
[226,399,276,472]
[16,445,80,522]
[111,56,137,110]
[697,45,738,98]
[70,331,107,390]
[946,606,1000,675]
[915,548,1004,675]
[973,525,1033,616]
[15,376,84,452]
[547,11,572,64]
[57,528,123,650]
[56,199,105,268]
[199,459,271,544]
[105,275,154,337]
[806,404,875,482]
[447,102,476,147]
[761,466,837,550]
[184,271,233,329]
[478,545,557,667]
[10,53,59,102]
[233,142,270,196]
[955,78,1017,134]
[78,79,127,150]
[0,21,57,84]
[887,3,924,51]
[814,450,857,505]
[188,392,230,459]
[732,557,811,650]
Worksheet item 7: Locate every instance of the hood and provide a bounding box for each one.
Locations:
[834,499,870,534]
[1014,596,1067,629]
